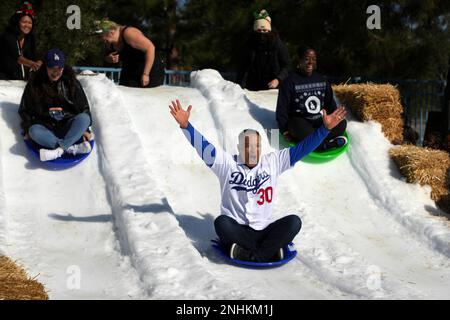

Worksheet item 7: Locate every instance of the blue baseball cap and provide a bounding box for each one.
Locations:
[44,48,65,68]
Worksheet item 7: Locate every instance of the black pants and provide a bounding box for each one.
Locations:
[288,117,347,151]
[214,215,302,262]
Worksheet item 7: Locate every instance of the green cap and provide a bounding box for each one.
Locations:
[92,19,118,34]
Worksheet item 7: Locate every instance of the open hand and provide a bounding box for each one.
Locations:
[83,131,92,141]
[322,106,347,130]
[268,79,279,89]
[106,52,119,64]
[169,99,192,129]
[30,60,42,71]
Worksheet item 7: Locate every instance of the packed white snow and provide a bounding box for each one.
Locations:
[0,70,449,299]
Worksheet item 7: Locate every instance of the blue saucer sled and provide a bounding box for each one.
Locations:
[24,138,94,169]
[211,239,297,268]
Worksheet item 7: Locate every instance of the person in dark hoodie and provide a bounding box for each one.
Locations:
[0,2,42,80]
[237,10,291,91]
[19,48,92,162]
[276,45,347,151]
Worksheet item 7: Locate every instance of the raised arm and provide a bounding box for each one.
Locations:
[169,99,216,167]
[289,106,347,166]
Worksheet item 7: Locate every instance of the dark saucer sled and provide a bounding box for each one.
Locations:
[24,138,95,169]
[280,131,350,164]
[211,239,297,268]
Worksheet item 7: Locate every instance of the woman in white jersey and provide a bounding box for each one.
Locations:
[169,99,346,262]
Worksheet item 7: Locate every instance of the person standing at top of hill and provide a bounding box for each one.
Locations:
[93,19,165,88]
[237,10,291,91]
[0,2,42,80]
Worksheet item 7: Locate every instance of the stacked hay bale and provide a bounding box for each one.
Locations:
[0,256,48,300]
[389,145,450,213]
[333,83,450,214]
[333,83,404,144]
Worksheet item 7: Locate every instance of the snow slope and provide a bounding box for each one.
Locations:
[0,81,143,299]
[0,70,449,299]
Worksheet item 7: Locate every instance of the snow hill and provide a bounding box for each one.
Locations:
[0,70,449,299]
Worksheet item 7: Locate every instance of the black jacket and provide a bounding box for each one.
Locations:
[0,29,38,80]
[18,74,91,134]
[237,34,291,91]
[276,71,337,134]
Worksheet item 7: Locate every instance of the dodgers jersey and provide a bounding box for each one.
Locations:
[182,122,329,230]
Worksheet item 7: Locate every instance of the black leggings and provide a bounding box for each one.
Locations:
[288,117,347,151]
[214,215,302,262]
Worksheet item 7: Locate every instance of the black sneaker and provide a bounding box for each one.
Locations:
[269,248,284,262]
[229,243,256,261]
[278,248,284,260]
[322,136,347,150]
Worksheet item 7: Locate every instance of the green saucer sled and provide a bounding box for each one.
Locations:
[279,131,350,164]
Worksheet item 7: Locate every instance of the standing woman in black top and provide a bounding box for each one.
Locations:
[94,19,165,88]
[0,2,42,80]
[237,10,291,91]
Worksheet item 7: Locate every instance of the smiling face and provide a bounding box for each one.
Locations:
[298,49,317,77]
[238,130,261,169]
[47,66,64,82]
[18,15,33,35]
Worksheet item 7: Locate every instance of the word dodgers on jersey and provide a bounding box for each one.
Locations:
[181,122,329,231]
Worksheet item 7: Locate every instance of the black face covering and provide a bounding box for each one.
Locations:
[254,32,270,45]
[259,32,270,43]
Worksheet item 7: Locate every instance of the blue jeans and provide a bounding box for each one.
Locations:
[214,215,302,262]
[28,113,91,150]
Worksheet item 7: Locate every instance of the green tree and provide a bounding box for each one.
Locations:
[177,0,261,71]
[104,0,181,69]
[2,0,450,80]
[35,0,106,66]
[178,0,450,80]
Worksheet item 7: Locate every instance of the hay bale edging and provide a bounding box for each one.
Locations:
[0,256,48,300]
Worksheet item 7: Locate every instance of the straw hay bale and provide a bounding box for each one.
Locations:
[389,145,450,213]
[0,256,48,300]
[333,83,404,144]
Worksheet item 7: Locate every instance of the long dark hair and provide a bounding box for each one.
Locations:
[6,12,35,37]
[28,64,77,111]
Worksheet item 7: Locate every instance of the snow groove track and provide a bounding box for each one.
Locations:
[190,70,450,299]
[191,70,406,299]
[1,72,448,299]
[347,121,450,257]
[122,73,352,299]
[0,81,142,299]
[80,75,247,299]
